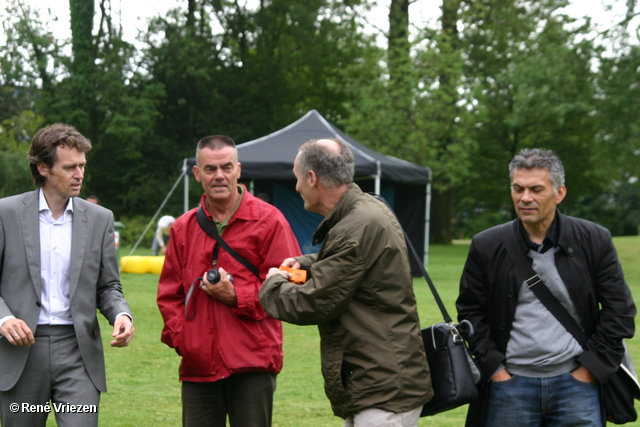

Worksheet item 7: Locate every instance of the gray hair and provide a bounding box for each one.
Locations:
[509,148,565,191]
[297,138,354,187]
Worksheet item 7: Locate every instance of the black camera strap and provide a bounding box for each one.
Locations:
[185,206,262,319]
[196,206,261,280]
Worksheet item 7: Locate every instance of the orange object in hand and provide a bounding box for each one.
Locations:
[279,265,307,284]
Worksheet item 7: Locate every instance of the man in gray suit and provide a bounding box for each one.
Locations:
[0,123,135,426]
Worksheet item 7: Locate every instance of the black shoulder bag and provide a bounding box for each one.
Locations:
[184,206,262,319]
[369,194,480,417]
[500,223,640,425]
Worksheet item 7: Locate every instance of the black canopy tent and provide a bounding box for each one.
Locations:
[181,110,432,270]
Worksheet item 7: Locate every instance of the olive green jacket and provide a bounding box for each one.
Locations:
[260,183,432,418]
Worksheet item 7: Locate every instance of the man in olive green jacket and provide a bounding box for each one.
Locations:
[259,138,432,426]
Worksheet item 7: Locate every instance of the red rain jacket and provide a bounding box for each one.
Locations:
[158,188,301,382]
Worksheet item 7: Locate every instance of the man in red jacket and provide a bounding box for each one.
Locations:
[157,135,301,427]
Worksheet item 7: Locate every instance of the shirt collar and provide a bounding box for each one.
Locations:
[519,213,559,253]
[38,188,74,213]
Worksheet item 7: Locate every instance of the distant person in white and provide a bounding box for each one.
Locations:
[152,215,175,256]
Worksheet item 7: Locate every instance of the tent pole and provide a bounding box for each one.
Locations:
[122,168,186,271]
[375,161,381,195]
[183,158,189,213]
[424,170,432,269]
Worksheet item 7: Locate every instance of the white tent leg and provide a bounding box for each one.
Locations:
[424,171,432,269]
[121,168,186,270]
[183,158,189,213]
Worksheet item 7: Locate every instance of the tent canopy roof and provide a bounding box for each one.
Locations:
[186,110,430,185]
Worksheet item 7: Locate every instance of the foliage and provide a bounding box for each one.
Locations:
[0,110,44,197]
[143,0,370,144]
[116,215,156,249]
[1,0,640,240]
[457,1,600,217]
[571,181,640,236]
[341,0,475,243]
[452,203,513,240]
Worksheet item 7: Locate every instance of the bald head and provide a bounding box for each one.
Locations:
[316,139,341,154]
[296,138,354,187]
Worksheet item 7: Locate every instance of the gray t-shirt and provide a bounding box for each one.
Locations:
[504,247,584,377]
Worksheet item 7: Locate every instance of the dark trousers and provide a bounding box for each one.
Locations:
[182,371,277,427]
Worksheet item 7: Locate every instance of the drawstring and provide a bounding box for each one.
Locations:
[184,243,219,320]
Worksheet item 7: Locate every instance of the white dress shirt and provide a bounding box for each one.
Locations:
[0,190,74,329]
[38,189,74,325]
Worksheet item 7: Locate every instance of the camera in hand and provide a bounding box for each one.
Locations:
[206,269,234,284]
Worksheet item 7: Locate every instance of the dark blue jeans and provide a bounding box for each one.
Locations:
[485,372,602,426]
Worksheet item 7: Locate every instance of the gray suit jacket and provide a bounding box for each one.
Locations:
[0,190,131,392]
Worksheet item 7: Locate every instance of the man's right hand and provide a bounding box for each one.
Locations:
[0,318,35,347]
[490,369,512,382]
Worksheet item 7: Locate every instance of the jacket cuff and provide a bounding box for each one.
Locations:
[479,349,506,383]
[577,350,618,384]
[234,285,249,315]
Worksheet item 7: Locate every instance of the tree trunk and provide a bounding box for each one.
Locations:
[431,187,454,244]
[388,0,410,83]
[387,0,412,152]
[432,0,462,244]
[68,0,95,134]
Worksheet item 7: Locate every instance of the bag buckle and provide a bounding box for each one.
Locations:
[447,323,464,344]
[526,274,542,288]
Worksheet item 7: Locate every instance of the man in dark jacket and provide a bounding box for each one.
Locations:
[259,138,432,426]
[456,148,636,426]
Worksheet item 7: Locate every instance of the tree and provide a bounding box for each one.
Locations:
[582,0,640,235]
[422,0,475,244]
[142,0,370,146]
[343,0,475,243]
[67,0,96,133]
[453,0,603,236]
[0,111,44,198]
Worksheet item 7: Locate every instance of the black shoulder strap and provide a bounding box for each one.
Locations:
[368,193,453,324]
[499,223,588,347]
[196,206,261,280]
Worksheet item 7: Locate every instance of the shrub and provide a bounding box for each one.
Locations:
[116,215,156,248]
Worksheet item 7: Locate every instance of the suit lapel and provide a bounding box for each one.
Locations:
[70,198,89,300]
[19,191,42,297]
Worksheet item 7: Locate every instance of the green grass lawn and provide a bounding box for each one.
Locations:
[45,237,640,426]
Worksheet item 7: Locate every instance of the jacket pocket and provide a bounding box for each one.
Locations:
[321,338,352,414]
[215,305,275,371]
[92,320,100,339]
[178,312,216,378]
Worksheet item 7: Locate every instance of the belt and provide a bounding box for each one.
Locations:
[34,324,75,336]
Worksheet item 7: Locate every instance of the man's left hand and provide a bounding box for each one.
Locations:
[110,315,135,347]
[266,267,290,280]
[571,365,595,382]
